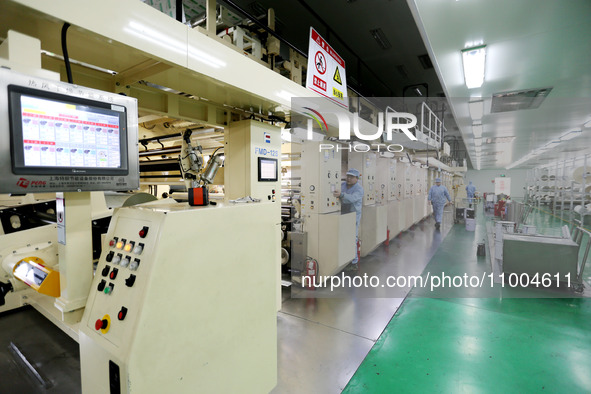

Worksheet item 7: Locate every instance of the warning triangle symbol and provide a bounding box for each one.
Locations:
[333,67,342,85]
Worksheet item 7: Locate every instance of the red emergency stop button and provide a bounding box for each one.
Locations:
[139,226,149,238]
[95,318,108,330]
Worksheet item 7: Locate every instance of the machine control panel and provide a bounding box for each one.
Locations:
[388,158,398,201]
[301,142,341,214]
[84,218,153,349]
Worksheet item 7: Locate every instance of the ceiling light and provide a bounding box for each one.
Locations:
[461,45,486,89]
[473,124,483,138]
[475,146,482,153]
[474,138,482,147]
[560,129,582,141]
[584,119,591,128]
[370,28,392,50]
[469,100,484,120]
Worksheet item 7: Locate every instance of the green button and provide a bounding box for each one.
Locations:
[104,287,111,294]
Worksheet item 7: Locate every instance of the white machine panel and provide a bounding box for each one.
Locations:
[301,142,341,214]
[349,152,376,206]
[405,164,414,199]
[376,156,388,205]
[225,119,281,203]
[387,158,398,201]
[79,202,277,394]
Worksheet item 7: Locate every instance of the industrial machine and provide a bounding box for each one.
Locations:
[350,152,387,257]
[79,202,277,393]
[301,141,355,277]
[0,52,278,391]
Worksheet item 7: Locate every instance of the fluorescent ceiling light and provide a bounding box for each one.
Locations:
[469,100,484,120]
[475,146,482,153]
[461,45,486,89]
[560,129,582,141]
[473,124,483,138]
[474,138,482,147]
[584,119,591,128]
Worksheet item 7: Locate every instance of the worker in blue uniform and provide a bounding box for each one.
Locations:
[334,168,364,271]
[428,177,452,230]
[466,181,476,207]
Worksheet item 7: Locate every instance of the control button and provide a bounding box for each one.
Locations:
[129,258,140,271]
[120,257,130,268]
[101,266,110,277]
[109,238,117,247]
[112,254,122,265]
[104,283,114,295]
[106,251,114,262]
[115,240,124,249]
[95,318,108,331]
[118,307,128,321]
[125,274,136,287]
[133,243,144,255]
[139,226,149,238]
[97,279,106,292]
[109,268,119,280]
[124,241,134,253]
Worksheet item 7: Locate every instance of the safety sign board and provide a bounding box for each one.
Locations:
[306,27,348,108]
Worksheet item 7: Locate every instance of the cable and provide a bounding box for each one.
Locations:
[61,23,73,84]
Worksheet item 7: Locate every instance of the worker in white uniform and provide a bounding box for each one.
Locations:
[466,181,476,207]
[334,168,364,271]
[428,177,452,230]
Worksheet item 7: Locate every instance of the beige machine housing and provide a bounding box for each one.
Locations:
[301,141,355,276]
[79,202,277,394]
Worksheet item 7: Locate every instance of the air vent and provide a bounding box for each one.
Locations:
[491,87,553,113]
[485,136,515,144]
[396,65,408,80]
[482,151,503,156]
[370,28,392,50]
[418,54,433,69]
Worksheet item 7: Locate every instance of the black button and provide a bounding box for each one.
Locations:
[102,266,110,277]
[97,279,106,292]
[125,274,136,287]
[106,251,114,262]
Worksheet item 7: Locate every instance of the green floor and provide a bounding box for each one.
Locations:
[343,206,591,393]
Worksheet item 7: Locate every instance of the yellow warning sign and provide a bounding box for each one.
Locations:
[333,87,343,99]
[333,67,342,85]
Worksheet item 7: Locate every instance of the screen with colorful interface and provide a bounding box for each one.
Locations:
[9,85,129,175]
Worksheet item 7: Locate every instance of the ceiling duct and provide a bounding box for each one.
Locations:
[491,87,553,113]
[370,28,392,50]
[418,54,433,69]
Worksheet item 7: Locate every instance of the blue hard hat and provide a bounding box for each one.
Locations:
[435,177,442,182]
[346,168,360,177]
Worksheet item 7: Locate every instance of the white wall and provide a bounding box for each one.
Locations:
[466,169,528,199]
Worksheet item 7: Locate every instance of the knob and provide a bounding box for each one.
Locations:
[97,280,106,292]
[106,251,114,262]
[125,274,136,287]
[101,266,110,277]
[118,307,128,321]
[95,318,108,331]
